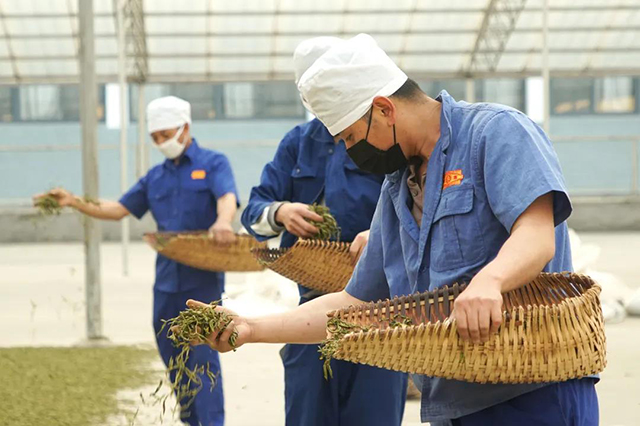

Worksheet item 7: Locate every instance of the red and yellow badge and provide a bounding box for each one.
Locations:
[191,170,206,180]
[443,169,464,190]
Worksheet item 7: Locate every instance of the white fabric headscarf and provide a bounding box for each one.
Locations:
[293,36,344,112]
[293,36,343,84]
[297,33,408,136]
[147,96,192,134]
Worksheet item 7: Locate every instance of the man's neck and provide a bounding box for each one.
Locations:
[404,96,442,163]
[413,98,441,163]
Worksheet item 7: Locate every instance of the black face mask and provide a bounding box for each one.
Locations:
[346,110,407,174]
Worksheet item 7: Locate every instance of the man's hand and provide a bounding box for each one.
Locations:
[275,202,322,238]
[209,220,236,245]
[453,277,503,344]
[452,193,556,344]
[349,230,370,265]
[33,187,77,208]
[185,300,252,353]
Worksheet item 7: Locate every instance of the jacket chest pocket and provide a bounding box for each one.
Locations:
[182,182,214,224]
[148,188,172,223]
[291,162,323,204]
[430,185,486,272]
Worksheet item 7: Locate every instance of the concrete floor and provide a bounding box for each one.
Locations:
[1,233,639,425]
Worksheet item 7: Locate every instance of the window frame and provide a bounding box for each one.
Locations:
[550,76,638,116]
[129,81,306,122]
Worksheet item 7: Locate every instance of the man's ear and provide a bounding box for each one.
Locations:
[372,96,396,127]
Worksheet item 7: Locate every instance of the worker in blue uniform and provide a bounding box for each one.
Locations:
[189,34,599,426]
[240,37,408,426]
[35,96,239,426]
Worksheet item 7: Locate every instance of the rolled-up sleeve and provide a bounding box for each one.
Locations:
[476,111,572,232]
[208,154,240,204]
[207,154,240,205]
[241,127,299,240]
[119,174,149,219]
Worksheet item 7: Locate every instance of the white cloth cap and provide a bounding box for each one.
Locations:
[294,36,344,113]
[147,96,192,134]
[297,33,408,136]
[293,36,343,83]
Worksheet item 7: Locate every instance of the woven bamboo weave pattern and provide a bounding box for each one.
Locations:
[252,239,354,293]
[144,232,266,272]
[326,273,606,384]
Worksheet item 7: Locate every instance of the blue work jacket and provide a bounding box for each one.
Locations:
[241,118,384,295]
[345,92,574,422]
[120,139,239,293]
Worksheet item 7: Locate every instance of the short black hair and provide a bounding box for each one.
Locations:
[390,78,424,100]
[357,78,424,123]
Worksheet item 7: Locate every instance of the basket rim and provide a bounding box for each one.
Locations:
[251,238,352,266]
[324,272,606,384]
[144,231,260,240]
[327,272,600,331]
[143,231,264,250]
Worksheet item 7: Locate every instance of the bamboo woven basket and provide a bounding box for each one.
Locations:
[251,240,354,293]
[326,273,606,384]
[144,232,266,272]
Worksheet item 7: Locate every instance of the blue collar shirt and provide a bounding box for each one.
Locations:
[241,118,385,297]
[345,91,573,422]
[119,139,239,293]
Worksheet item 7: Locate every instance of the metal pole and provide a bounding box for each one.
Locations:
[542,0,550,134]
[137,83,147,177]
[78,0,103,340]
[465,78,476,103]
[116,0,129,276]
[633,139,639,195]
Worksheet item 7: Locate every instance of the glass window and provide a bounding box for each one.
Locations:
[131,83,222,121]
[0,88,13,122]
[224,83,255,119]
[172,84,222,120]
[19,85,63,121]
[594,76,636,113]
[14,84,105,122]
[130,84,167,122]
[131,81,307,121]
[252,82,304,119]
[476,79,525,111]
[59,86,80,121]
[550,78,593,115]
[419,80,466,102]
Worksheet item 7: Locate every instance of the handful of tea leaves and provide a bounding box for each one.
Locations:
[34,193,100,216]
[34,195,62,216]
[158,302,238,414]
[307,204,341,241]
[319,314,413,380]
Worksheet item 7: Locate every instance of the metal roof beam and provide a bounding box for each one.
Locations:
[3,46,640,61]
[1,5,640,19]
[0,3,19,82]
[4,25,639,40]
[268,0,281,78]
[65,0,79,59]
[397,0,420,69]
[466,0,528,74]
[112,0,148,82]
[0,66,639,86]
[124,0,148,82]
[583,2,629,73]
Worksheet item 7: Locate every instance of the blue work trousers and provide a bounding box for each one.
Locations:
[154,286,225,426]
[282,341,408,426]
[430,378,599,426]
